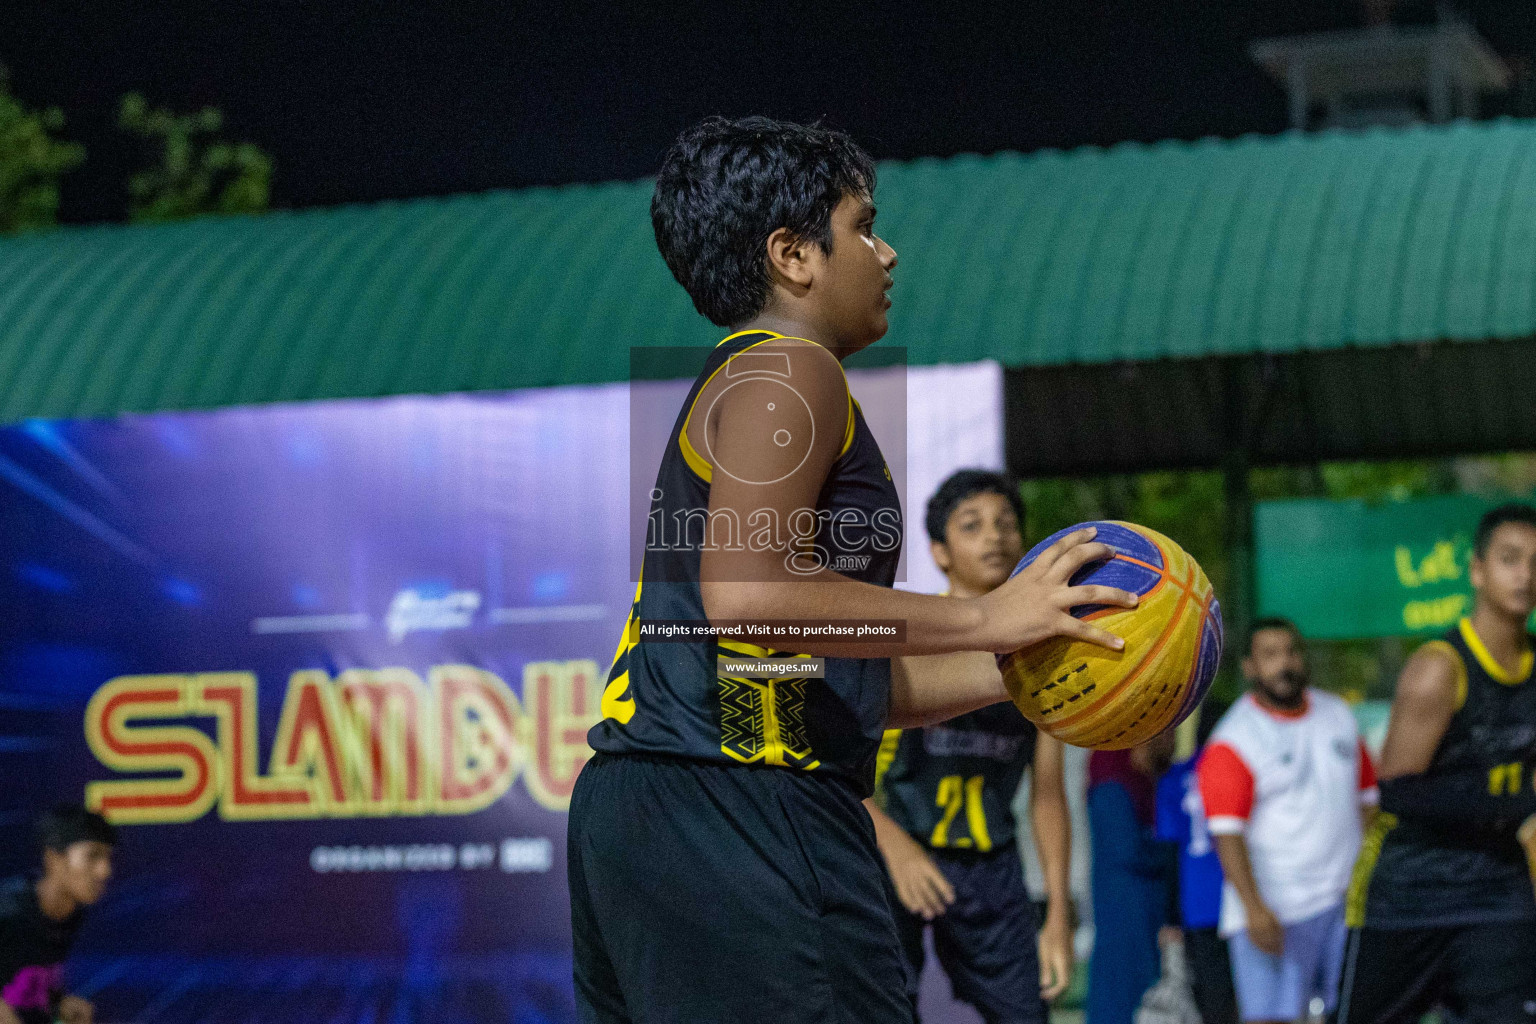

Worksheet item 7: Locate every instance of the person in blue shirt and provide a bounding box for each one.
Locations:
[1156,700,1237,1024]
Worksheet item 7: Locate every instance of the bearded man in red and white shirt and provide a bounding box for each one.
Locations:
[1196,618,1377,1024]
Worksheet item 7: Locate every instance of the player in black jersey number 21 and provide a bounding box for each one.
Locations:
[1340,503,1536,1024]
[569,118,1140,1024]
[867,471,1074,1024]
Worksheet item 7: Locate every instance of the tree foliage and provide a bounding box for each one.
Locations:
[0,67,85,233]
[119,93,271,222]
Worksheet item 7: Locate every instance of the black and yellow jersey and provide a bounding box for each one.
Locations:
[1349,616,1536,928]
[588,330,903,795]
[875,703,1037,852]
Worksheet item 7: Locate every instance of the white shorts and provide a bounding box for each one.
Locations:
[1228,904,1347,1022]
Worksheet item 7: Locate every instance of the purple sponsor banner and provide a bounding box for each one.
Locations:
[0,388,634,1023]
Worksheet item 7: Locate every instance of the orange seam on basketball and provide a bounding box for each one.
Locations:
[1141,565,1207,740]
[1081,622,1194,747]
[1063,572,1193,734]
[1118,544,1195,599]
[1114,553,1167,576]
[1046,575,1193,731]
[1073,555,1208,746]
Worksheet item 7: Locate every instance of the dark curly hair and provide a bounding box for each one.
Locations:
[925,469,1025,545]
[651,115,877,327]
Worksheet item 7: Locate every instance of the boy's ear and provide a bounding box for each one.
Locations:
[930,539,952,573]
[764,227,816,291]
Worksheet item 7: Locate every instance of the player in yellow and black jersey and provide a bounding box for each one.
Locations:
[866,471,1074,1024]
[592,324,902,781]
[1339,504,1536,1024]
[568,117,1140,1024]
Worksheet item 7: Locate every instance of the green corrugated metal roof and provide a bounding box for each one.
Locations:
[3,119,1536,422]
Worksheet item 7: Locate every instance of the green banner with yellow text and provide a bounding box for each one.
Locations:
[1255,493,1536,640]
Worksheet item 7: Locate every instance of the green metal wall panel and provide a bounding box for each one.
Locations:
[3,120,1536,423]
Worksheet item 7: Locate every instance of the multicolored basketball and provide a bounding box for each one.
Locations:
[998,521,1222,750]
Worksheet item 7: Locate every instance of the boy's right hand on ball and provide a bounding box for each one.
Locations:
[973,527,1137,655]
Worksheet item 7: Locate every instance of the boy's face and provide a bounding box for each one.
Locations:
[930,491,1023,595]
[808,192,897,349]
[1471,522,1536,622]
[44,840,113,907]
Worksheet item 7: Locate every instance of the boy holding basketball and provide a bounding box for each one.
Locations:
[571,117,1139,1023]
[866,470,1074,1024]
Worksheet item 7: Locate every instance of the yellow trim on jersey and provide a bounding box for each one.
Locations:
[602,573,643,725]
[678,332,858,481]
[716,639,816,661]
[677,429,715,482]
[873,728,902,792]
[760,678,788,763]
[1346,811,1398,928]
[678,332,782,483]
[1458,617,1533,686]
[1416,639,1469,711]
[714,328,777,348]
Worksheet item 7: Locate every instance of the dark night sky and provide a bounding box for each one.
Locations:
[6,1,1535,224]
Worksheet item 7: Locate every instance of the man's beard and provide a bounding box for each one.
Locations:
[1258,669,1307,707]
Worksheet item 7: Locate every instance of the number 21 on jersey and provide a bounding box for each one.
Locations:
[931,774,993,851]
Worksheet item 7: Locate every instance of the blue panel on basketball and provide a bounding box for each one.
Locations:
[1083,558,1164,597]
[1173,605,1224,723]
[1093,521,1164,568]
[1199,615,1222,683]
[1023,521,1165,571]
[1012,520,1164,619]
